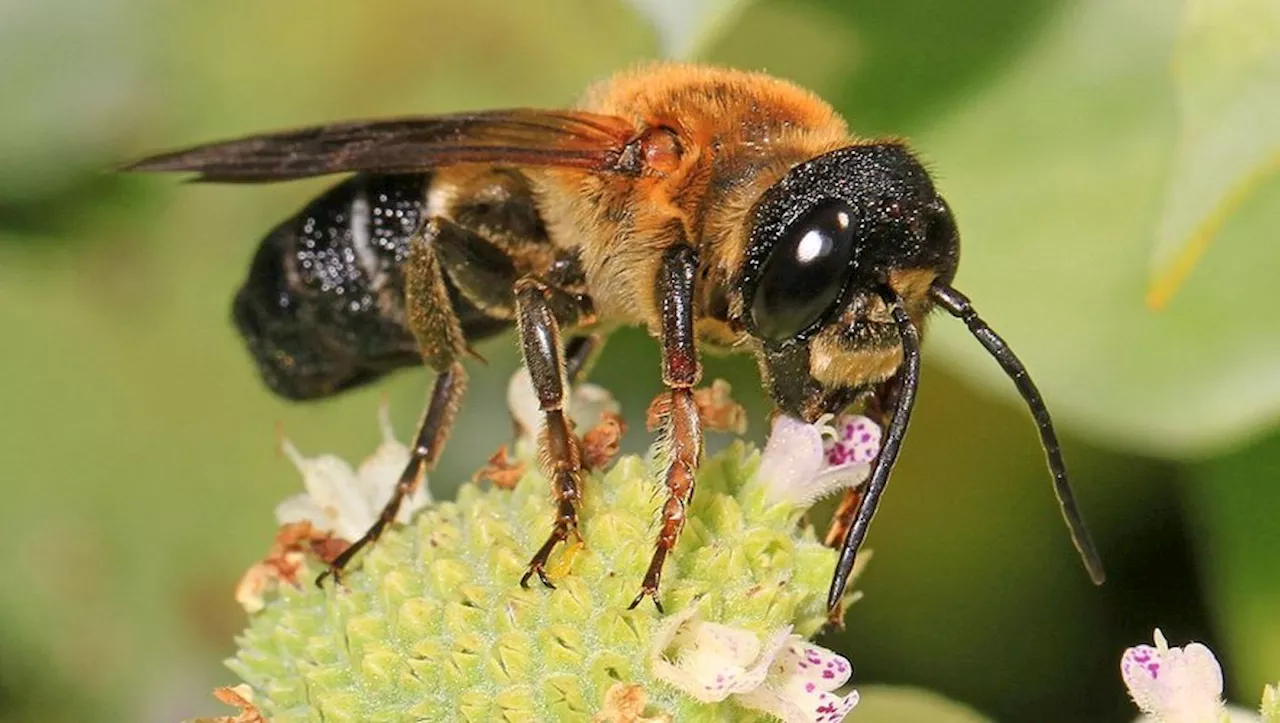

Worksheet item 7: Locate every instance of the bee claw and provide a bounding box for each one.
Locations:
[627,587,664,613]
[520,565,556,590]
[315,565,341,589]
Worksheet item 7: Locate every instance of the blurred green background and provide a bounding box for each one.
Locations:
[2,0,1277,721]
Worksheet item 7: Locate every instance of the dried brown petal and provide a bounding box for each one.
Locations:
[582,411,627,470]
[692,379,747,434]
[235,521,347,612]
[186,684,265,723]
[594,683,672,723]
[473,445,527,490]
[648,380,745,434]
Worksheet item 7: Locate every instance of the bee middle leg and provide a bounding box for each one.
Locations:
[564,333,602,384]
[630,245,703,612]
[514,276,596,588]
[822,379,897,549]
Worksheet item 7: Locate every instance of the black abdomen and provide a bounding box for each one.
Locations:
[232,174,509,400]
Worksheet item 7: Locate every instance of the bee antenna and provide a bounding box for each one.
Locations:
[929,283,1106,585]
[828,288,921,611]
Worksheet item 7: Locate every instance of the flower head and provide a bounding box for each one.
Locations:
[227,391,863,721]
[756,414,881,508]
[651,603,858,723]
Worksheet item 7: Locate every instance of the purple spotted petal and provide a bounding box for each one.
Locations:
[774,641,854,690]
[736,639,859,723]
[1120,630,1225,722]
[759,415,883,508]
[823,414,881,467]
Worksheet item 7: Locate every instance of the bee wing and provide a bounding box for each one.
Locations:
[123,109,638,182]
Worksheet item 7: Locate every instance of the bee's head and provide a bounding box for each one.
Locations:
[733,143,1105,595]
[734,143,959,418]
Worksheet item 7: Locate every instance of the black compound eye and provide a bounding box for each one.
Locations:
[751,200,858,342]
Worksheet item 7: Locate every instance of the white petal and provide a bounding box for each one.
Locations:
[1134,707,1263,723]
[757,416,827,506]
[787,463,871,509]
[357,438,410,501]
[281,438,372,541]
[509,368,620,451]
[661,623,760,703]
[650,605,792,703]
[273,494,329,531]
[507,367,543,449]
[737,684,859,723]
[739,626,794,692]
[566,381,619,432]
[651,608,753,703]
[1122,629,1226,723]
[355,404,429,522]
[683,620,764,669]
[651,603,700,660]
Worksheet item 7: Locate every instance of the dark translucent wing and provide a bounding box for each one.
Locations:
[123,110,637,182]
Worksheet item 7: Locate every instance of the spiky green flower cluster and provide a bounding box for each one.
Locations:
[229,442,850,722]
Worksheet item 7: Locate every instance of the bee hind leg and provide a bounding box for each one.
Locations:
[317,222,473,586]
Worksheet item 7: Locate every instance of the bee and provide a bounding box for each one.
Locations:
[127,63,1104,612]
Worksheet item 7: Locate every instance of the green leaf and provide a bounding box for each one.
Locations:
[855,685,993,723]
[1183,429,1280,706]
[624,0,754,58]
[1147,0,1280,308]
[904,0,1280,456]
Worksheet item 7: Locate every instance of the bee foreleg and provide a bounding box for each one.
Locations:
[514,276,593,589]
[827,296,922,612]
[630,245,703,613]
[318,223,471,586]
